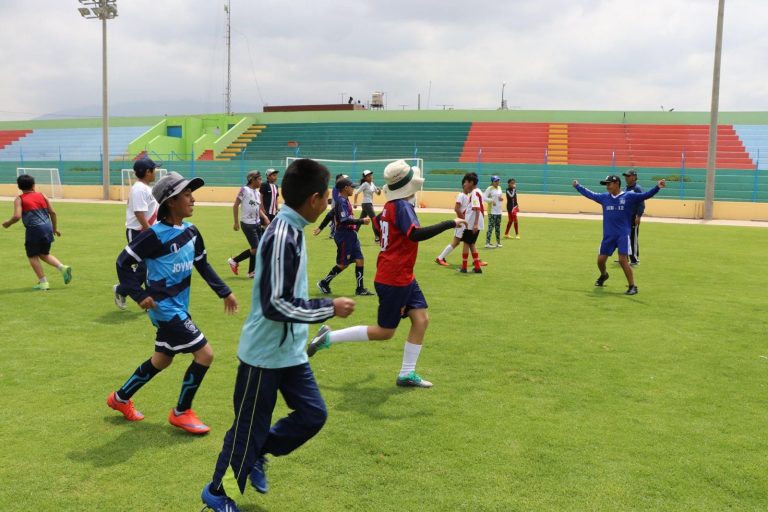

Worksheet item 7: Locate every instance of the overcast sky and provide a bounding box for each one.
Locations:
[0,0,766,121]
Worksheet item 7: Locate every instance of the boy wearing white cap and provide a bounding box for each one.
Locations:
[307,160,466,388]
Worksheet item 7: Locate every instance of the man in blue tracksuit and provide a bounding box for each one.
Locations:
[572,174,666,295]
[622,169,644,265]
[201,159,357,512]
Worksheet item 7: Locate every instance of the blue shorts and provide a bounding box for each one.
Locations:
[153,314,208,356]
[599,234,630,256]
[374,280,428,329]
[334,230,363,265]
[25,225,54,257]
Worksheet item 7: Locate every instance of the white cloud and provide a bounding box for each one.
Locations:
[0,0,766,121]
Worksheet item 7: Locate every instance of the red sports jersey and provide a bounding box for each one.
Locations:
[374,199,420,286]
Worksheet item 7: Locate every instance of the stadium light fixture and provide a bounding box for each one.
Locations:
[77,0,118,201]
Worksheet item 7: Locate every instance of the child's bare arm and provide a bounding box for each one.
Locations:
[2,197,22,228]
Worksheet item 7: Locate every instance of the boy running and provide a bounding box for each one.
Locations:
[307,160,466,388]
[316,177,374,296]
[228,170,270,278]
[107,172,238,434]
[2,174,72,290]
[572,175,665,295]
[201,159,356,511]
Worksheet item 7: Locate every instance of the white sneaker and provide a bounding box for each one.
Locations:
[227,257,239,276]
[484,243,494,249]
[496,243,503,247]
[113,284,127,310]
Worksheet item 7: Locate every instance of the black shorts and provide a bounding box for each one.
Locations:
[461,230,480,245]
[240,222,261,249]
[154,314,209,356]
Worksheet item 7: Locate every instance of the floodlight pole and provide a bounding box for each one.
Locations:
[501,82,506,110]
[704,0,725,220]
[101,10,110,200]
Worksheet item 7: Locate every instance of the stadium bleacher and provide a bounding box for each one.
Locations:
[0,126,151,161]
[733,125,768,170]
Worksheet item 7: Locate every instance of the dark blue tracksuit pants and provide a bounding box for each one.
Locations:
[211,361,327,494]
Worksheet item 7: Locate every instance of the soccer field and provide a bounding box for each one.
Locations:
[0,202,766,511]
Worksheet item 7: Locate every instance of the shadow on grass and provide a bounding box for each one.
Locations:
[67,418,196,467]
[94,310,146,323]
[323,374,433,420]
[0,286,39,296]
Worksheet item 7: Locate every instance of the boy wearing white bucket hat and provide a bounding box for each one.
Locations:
[307,160,467,388]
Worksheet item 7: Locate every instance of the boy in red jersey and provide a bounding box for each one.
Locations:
[307,160,466,388]
[2,174,72,290]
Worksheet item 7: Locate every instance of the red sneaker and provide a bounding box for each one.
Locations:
[479,260,488,267]
[227,257,239,276]
[107,391,144,421]
[168,408,210,434]
[435,258,450,267]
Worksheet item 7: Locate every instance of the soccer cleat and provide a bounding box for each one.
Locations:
[479,260,488,267]
[355,288,375,296]
[249,456,269,494]
[504,234,511,239]
[515,235,520,239]
[435,257,450,267]
[61,265,72,285]
[201,483,241,512]
[33,281,50,291]
[112,284,127,310]
[317,280,331,294]
[227,258,239,276]
[107,391,144,421]
[472,267,483,274]
[307,325,332,357]
[630,260,639,267]
[396,371,433,388]
[595,273,609,287]
[458,268,467,273]
[625,285,638,295]
[168,408,210,434]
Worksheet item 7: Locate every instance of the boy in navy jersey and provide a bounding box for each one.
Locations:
[316,177,374,296]
[307,160,466,388]
[572,175,665,295]
[107,172,238,434]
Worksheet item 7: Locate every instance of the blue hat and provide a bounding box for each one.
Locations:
[133,157,159,174]
[490,175,500,182]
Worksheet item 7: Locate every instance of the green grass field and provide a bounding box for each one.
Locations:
[0,202,766,511]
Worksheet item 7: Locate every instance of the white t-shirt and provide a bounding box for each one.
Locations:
[355,181,380,204]
[484,186,504,215]
[126,181,158,231]
[453,192,469,237]
[465,189,485,231]
[238,186,262,225]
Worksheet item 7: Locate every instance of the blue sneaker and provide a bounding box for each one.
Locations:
[249,456,269,494]
[396,371,433,388]
[201,483,240,512]
[307,325,331,357]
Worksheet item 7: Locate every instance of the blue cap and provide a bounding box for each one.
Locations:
[490,175,500,182]
[133,157,159,174]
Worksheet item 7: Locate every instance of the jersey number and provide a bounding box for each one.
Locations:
[379,220,389,251]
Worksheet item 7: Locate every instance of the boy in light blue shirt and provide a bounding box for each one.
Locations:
[202,159,356,511]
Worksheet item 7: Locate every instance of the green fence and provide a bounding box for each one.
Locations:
[1,158,766,203]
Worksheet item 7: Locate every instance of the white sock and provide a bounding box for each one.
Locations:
[57,264,64,270]
[438,244,454,260]
[399,341,422,377]
[328,325,369,344]
[39,277,48,283]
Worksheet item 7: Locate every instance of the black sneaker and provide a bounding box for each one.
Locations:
[625,285,638,295]
[472,267,483,274]
[355,288,374,296]
[458,268,467,273]
[317,280,331,294]
[595,273,609,287]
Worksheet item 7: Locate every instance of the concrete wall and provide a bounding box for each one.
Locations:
[2,185,766,221]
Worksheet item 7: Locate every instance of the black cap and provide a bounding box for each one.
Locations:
[622,169,638,177]
[599,175,621,185]
[133,157,159,174]
[335,178,353,190]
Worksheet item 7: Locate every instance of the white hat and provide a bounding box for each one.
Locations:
[362,169,373,177]
[382,160,424,201]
